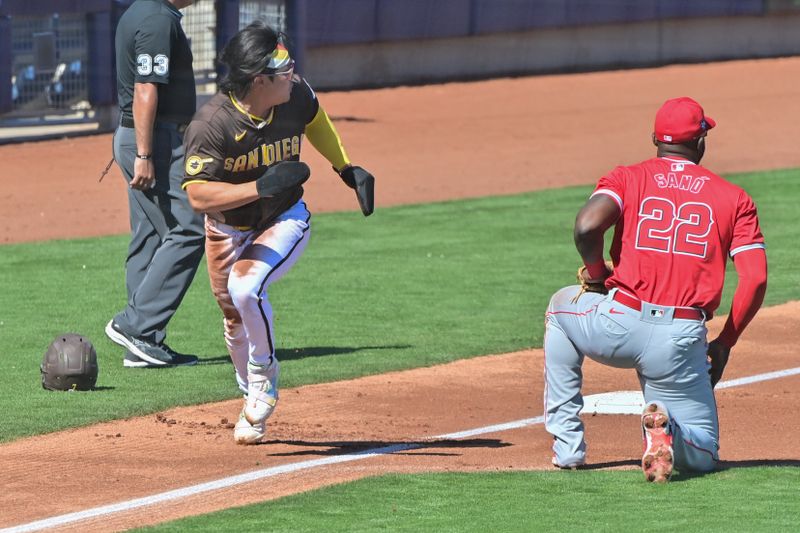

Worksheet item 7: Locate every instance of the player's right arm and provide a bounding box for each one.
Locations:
[185,161,311,212]
[181,118,260,212]
[184,180,260,213]
[182,120,309,212]
[574,193,620,280]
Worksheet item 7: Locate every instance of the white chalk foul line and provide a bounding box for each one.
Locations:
[4,366,800,533]
[2,443,423,533]
[432,416,545,441]
[715,366,800,389]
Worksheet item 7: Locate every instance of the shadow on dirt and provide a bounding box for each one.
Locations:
[276,345,412,361]
[264,438,511,457]
[194,344,411,366]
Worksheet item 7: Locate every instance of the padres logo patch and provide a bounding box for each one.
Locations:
[185,155,213,176]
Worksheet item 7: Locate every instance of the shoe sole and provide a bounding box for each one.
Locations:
[122,357,198,368]
[123,357,154,368]
[105,320,169,366]
[234,419,266,445]
[641,402,674,483]
[234,430,265,445]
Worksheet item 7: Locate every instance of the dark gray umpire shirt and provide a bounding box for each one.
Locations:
[115,0,196,124]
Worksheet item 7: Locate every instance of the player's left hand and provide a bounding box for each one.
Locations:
[576,261,613,294]
[339,165,375,217]
[707,339,731,388]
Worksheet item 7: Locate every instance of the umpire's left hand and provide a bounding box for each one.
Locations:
[131,157,156,190]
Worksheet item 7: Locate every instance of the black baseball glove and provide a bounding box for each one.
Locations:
[338,165,375,216]
[256,161,311,197]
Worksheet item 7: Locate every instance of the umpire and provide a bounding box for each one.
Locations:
[106,0,204,367]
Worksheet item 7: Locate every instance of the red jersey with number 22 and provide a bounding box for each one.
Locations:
[593,156,765,315]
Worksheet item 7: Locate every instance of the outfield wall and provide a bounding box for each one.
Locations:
[2,0,800,130]
[305,13,800,89]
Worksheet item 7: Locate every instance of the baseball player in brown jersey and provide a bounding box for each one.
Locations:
[181,22,375,444]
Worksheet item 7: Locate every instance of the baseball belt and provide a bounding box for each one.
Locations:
[612,291,704,321]
[120,116,188,133]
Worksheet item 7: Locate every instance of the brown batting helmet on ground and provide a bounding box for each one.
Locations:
[40,334,99,391]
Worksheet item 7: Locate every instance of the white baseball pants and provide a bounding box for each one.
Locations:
[205,200,311,392]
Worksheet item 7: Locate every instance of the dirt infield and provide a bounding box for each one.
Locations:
[2,57,799,244]
[2,57,799,530]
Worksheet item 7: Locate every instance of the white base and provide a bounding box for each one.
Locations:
[582,391,645,415]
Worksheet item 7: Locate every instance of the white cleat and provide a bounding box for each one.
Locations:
[234,409,266,445]
[244,360,280,425]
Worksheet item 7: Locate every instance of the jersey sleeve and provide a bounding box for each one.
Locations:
[305,105,350,171]
[182,119,227,188]
[590,166,627,210]
[295,78,321,125]
[729,191,765,257]
[134,14,174,84]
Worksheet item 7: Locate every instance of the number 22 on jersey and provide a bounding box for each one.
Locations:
[635,197,715,258]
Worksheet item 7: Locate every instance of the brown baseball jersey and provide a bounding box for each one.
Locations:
[182,78,319,228]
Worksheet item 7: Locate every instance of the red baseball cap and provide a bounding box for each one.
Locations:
[653,97,716,143]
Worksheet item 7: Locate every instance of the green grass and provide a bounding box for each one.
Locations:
[0,167,797,442]
[140,467,800,532]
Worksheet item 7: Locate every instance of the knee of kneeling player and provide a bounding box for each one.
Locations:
[679,456,718,474]
[674,441,719,473]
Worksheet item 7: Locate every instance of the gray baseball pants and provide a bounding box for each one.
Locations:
[543,285,719,472]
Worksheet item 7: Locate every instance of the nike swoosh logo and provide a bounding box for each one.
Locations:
[235,131,246,142]
[609,308,625,315]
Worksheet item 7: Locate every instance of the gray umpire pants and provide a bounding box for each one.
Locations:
[112,125,205,345]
